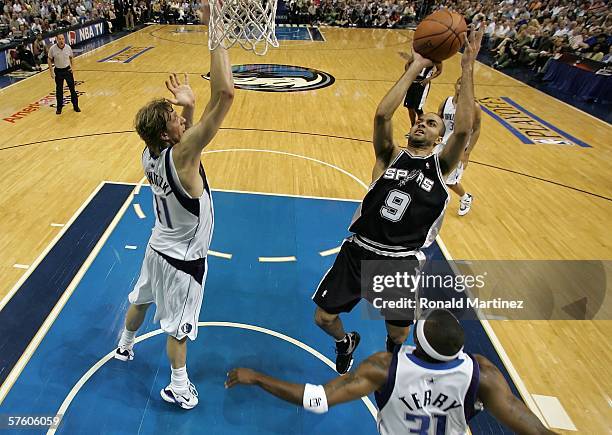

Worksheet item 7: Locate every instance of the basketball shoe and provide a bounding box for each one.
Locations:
[335,331,360,375]
[114,346,134,361]
[160,382,199,410]
[458,193,473,216]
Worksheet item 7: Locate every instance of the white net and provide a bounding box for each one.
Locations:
[208,0,279,56]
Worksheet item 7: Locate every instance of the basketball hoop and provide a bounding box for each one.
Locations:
[208,0,279,56]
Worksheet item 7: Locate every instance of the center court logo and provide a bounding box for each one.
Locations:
[202,64,335,92]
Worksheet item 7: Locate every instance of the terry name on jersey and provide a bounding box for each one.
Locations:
[383,168,434,192]
[399,388,462,413]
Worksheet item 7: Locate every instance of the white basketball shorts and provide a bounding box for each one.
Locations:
[129,245,207,340]
[445,161,465,185]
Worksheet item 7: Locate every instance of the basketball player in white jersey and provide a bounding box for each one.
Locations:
[113,2,234,410]
[400,51,443,126]
[437,77,482,216]
[226,309,555,435]
[311,29,483,375]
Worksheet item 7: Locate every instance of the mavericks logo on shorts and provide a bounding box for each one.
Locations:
[181,323,193,334]
[202,64,335,92]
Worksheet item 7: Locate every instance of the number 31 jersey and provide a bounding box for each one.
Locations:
[349,150,449,252]
[143,147,214,261]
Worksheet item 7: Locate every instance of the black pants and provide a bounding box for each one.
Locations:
[54,67,78,109]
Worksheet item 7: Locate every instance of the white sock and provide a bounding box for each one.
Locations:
[171,366,189,393]
[461,193,470,201]
[118,328,136,349]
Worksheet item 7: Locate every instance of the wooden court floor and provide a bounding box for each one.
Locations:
[0,25,611,433]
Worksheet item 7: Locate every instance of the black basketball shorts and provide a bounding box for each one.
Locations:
[312,238,420,326]
[403,81,431,113]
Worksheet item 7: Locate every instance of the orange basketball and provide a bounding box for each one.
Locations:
[413,9,467,62]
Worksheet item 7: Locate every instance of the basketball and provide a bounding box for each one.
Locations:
[413,9,468,62]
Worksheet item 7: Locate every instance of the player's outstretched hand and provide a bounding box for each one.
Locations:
[225,368,259,388]
[196,0,211,25]
[461,26,484,68]
[165,73,195,107]
[411,50,434,69]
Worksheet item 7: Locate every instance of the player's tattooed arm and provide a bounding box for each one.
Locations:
[475,355,557,435]
[324,352,391,406]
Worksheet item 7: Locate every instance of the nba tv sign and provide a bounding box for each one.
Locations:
[478,97,591,147]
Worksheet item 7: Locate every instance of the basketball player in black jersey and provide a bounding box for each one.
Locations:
[400,51,442,126]
[312,28,484,375]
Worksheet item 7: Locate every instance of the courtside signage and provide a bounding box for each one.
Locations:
[478,97,591,147]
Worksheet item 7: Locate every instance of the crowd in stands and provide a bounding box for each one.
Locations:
[287,0,419,28]
[287,0,610,69]
[149,0,201,24]
[439,0,612,71]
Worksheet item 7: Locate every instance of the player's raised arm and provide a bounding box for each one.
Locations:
[475,355,556,435]
[225,353,390,412]
[173,0,234,167]
[439,28,483,176]
[463,103,481,168]
[373,53,433,168]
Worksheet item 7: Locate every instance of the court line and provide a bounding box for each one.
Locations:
[3,128,609,201]
[202,148,369,190]
[208,250,232,259]
[259,256,297,262]
[0,182,106,313]
[435,238,548,426]
[319,246,341,256]
[46,321,378,435]
[0,182,137,405]
[133,203,146,218]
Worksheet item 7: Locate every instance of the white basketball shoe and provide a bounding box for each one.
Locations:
[114,346,134,361]
[458,194,473,216]
[160,382,199,410]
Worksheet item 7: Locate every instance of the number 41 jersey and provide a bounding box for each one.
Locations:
[349,150,449,253]
[143,146,214,261]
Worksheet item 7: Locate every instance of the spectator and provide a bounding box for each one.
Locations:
[16,42,39,70]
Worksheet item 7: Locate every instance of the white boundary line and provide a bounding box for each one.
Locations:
[201,149,369,190]
[0,182,136,405]
[259,256,297,262]
[47,321,378,435]
[133,203,146,219]
[0,181,106,313]
[207,250,232,259]
[319,246,341,256]
[435,238,547,425]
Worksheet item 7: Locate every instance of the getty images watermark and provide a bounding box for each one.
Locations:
[360,260,611,321]
[370,270,525,310]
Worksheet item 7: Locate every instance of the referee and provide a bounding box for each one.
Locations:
[48,34,80,115]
